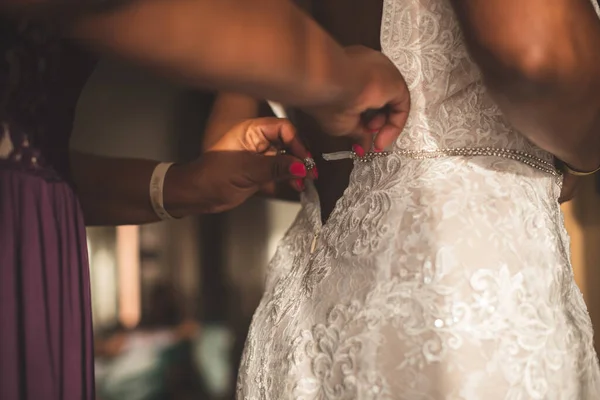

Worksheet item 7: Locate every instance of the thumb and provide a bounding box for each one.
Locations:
[246,154,307,185]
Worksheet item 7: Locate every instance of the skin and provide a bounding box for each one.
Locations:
[1,0,410,225]
[73,118,312,225]
[449,0,600,172]
[205,0,386,221]
[207,0,590,219]
[2,0,409,143]
[292,0,386,220]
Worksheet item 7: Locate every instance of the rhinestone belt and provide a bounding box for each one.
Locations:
[322,146,560,177]
[265,101,560,177]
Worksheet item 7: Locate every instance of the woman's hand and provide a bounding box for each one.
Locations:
[167,118,315,215]
[304,46,411,151]
[74,118,312,225]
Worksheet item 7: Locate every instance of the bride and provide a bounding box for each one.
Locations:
[206,0,600,398]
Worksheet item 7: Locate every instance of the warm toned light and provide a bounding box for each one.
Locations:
[563,202,586,297]
[116,225,141,328]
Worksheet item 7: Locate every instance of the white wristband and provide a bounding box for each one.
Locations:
[149,162,177,221]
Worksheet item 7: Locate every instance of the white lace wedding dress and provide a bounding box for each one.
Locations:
[236,0,600,398]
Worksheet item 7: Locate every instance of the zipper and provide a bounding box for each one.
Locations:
[310,228,321,254]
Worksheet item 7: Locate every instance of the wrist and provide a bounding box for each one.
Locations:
[162,163,194,219]
[303,51,369,121]
[163,161,218,217]
[327,56,366,112]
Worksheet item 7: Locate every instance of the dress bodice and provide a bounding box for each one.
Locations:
[0,18,96,180]
[381,0,598,163]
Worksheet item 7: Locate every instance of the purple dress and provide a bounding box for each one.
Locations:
[0,19,97,400]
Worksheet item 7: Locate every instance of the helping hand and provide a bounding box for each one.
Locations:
[305,46,411,151]
[168,118,314,215]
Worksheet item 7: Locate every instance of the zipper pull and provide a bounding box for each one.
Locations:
[310,231,320,254]
[322,151,354,161]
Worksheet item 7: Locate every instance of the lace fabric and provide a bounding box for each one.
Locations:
[236,1,600,398]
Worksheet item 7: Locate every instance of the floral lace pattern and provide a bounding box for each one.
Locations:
[237,1,600,399]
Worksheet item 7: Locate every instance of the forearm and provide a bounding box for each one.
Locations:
[63,0,358,108]
[70,151,191,226]
[204,92,261,151]
[450,0,600,170]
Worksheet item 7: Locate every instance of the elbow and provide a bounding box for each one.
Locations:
[476,36,581,97]
[509,46,563,84]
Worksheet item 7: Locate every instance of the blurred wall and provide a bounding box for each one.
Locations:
[71,60,204,330]
[71,61,180,160]
[69,57,301,343]
[70,60,302,396]
[563,176,600,350]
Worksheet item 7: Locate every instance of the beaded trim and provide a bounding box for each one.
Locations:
[266,100,559,176]
[323,147,560,177]
[263,101,558,177]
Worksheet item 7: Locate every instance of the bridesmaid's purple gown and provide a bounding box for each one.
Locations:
[1,18,97,400]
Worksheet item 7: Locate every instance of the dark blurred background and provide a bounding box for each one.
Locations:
[74,60,300,400]
[74,58,600,400]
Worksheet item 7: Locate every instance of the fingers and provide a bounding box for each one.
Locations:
[374,121,403,151]
[254,117,318,180]
[269,154,311,193]
[255,118,309,160]
[350,88,410,151]
[356,133,375,152]
[291,178,306,192]
[373,93,410,150]
[349,105,409,151]
[356,111,385,151]
[341,47,411,150]
[246,154,308,187]
[364,112,387,132]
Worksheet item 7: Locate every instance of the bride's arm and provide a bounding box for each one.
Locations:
[449,0,600,172]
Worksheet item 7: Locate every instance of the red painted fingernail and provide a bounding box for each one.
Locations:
[374,147,383,153]
[313,166,319,179]
[290,162,307,177]
[369,129,379,134]
[296,179,305,191]
[352,144,365,157]
[307,152,313,158]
